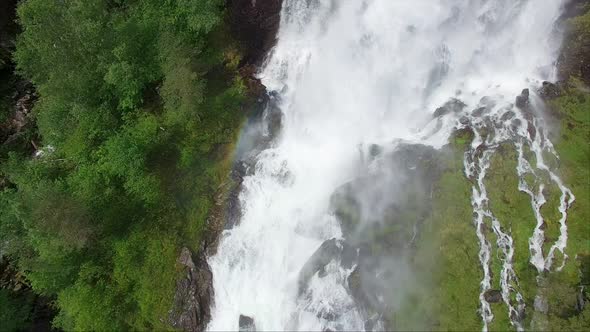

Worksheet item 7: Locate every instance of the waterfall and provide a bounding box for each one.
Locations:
[208,1,568,330]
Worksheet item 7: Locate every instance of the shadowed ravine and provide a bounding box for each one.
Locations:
[207,1,577,331]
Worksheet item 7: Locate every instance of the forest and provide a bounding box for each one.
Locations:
[1,0,253,330]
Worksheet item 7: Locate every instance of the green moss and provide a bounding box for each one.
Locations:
[489,302,513,332]
[540,179,565,259]
[485,143,539,326]
[395,138,481,331]
[550,86,590,265]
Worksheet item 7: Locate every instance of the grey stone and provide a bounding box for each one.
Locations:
[169,247,214,332]
[239,314,256,332]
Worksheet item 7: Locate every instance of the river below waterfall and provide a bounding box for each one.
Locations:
[207,1,571,331]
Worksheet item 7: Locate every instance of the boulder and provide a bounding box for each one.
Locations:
[515,88,530,109]
[538,81,563,100]
[298,238,357,294]
[239,314,256,331]
[346,264,386,319]
[484,289,503,303]
[169,247,214,332]
[433,98,467,118]
[500,110,516,122]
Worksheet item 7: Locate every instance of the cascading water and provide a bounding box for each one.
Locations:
[208,0,570,331]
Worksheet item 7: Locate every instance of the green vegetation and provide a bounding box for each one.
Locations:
[0,288,33,331]
[413,9,590,331]
[485,143,536,331]
[416,131,482,331]
[404,76,590,331]
[0,0,251,330]
[542,81,590,331]
[394,130,482,331]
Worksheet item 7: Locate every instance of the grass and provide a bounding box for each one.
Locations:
[400,83,589,331]
[393,130,482,331]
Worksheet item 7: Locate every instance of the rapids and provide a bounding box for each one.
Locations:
[208,1,571,331]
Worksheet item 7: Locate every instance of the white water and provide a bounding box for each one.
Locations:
[208,1,568,330]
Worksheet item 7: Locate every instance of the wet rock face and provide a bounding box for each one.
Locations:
[298,238,356,294]
[326,143,446,328]
[538,81,565,100]
[330,143,443,243]
[169,248,214,332]
[227,0,283,65]
[224,93,283,230]
[515,88,530,110]
[559,0,589,20]
[239,314,256,331]
[433,98,467,118]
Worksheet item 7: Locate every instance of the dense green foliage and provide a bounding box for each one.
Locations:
[0,288,33,331]
[0,0,248,330]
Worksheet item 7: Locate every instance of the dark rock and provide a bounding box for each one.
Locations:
[527,121,537,141]
[298,238,356,294]
[559,0,590,20]
[330,184,362,238]
[368,144,383,158]
[471,97,496,117]
[433,98,467,118]
[239,64,267,99]
[538,81,563,100]
[227,0,283,66]
[515,89,530,109]
[459,115,470,125]
[484,289,503,303]
[224,161,248,230]
[389,143,441,179]
[500,110,515,122]
[346,265,384,316]
[169,247,214,332]
[239,314,256,332]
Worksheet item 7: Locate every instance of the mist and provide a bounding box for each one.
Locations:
[207,0,568,331]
